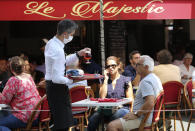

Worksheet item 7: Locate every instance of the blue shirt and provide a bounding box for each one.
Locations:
[122,65,136,81]
[106,75,131,99]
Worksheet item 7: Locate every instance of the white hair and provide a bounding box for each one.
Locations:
[140,55,154,71]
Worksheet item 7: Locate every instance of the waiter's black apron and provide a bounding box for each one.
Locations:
[46,80,73,130]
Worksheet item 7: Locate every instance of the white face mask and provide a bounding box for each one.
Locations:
[64,35,73,44]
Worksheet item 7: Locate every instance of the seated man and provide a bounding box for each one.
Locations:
[153,49,181,84]
[122,50,141,88]
[107,55,163,131]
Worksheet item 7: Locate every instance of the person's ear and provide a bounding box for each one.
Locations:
[145,65,149,70]
[130,59,132,64]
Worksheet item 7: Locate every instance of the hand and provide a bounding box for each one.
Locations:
[182,75,188,79]
[77,48,91,57]
[123,112,138,121]
[38,80,46,88]
[103,69,109,80]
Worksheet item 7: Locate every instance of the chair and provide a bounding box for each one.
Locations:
[162,81,184,131]
[183,80,194,131]
[13,94,51,131]
[133,91,165,131]
[69,85,94,131]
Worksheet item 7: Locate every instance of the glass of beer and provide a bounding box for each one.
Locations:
[84,51,92,64]
[85,86,91,101]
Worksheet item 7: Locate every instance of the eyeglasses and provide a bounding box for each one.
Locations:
[106,64,117,69]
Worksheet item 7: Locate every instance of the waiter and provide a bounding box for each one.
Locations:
[44,19,90,131]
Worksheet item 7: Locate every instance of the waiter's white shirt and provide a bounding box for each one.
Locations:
[45,36,78,85]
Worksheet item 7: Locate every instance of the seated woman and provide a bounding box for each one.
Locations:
[88,56,133,131]
[0,56,41,131]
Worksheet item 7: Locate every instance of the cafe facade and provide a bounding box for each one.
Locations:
[0,0,195,65]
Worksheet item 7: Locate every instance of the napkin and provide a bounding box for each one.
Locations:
[98,98,117,102]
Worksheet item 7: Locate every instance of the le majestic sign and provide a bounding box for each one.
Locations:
[0,0,195,21]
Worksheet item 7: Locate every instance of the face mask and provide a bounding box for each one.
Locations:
[64,35,73,44]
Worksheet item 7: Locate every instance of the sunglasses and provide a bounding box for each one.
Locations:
[106,64,117,69]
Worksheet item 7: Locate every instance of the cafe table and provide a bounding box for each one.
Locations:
[72,98,132,131]
[72,98,132,108]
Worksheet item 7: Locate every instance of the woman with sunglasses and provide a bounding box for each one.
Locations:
[88,56,133,131]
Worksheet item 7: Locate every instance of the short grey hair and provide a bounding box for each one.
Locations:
[57,19,78,35]
[140,55,154,71]
[183,52,193,59]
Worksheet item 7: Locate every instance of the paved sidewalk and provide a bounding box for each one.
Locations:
[169,114,195,131]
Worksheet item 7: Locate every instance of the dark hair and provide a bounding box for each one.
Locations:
[106,56,124,74]
[157,49,172,64]
[10,56,25,75]
[57,19,78,35]
[129,50,140,60]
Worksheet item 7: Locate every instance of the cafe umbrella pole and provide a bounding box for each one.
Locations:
[100,0,105,74]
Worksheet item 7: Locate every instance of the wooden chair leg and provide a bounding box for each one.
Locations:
[81,117,84,131]
[177,108,184,131]
[151,124,154,131]
[187,110,193,131]
[156,124,159,131]
[163,106,166,131]
[174,112,176,131]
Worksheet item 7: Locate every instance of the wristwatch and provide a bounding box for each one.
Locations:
[134,111,140,117]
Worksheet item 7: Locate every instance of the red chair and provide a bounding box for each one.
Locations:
[183,80,194,131]
[185,80,193,104]
[134,91,165,131]
[13,94,51,131]
[69,85,94,131]
[162,81,184,131]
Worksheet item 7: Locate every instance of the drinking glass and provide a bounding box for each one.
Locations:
[84,51,92,64]
[85,86,91,101]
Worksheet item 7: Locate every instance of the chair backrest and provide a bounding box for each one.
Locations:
[69,86,87,103]
[138,91,164,131]
[26,95,47,129]
[39,95,50,123]
[153,91,164,123]
[69,85,94,112]
[184,80,193,104]
[162,81,184,105]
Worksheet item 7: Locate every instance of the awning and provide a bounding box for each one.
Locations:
[0,0,195,21]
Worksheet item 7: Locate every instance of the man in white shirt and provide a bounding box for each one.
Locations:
[45,19,90,131]
[106,55,163,131]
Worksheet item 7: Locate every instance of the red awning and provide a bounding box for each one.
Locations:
[0,0,195,21]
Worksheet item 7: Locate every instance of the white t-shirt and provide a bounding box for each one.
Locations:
[133,73,163,124]
[192,70,195,82]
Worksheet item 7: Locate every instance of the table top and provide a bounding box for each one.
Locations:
[0,104,9,110]
[72,98,132,107]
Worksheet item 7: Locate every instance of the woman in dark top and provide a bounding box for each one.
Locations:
[88,56,133,131]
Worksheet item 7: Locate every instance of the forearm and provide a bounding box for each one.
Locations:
[136,101,154,116]
[126,82,133,99]
[99,79,108,98]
